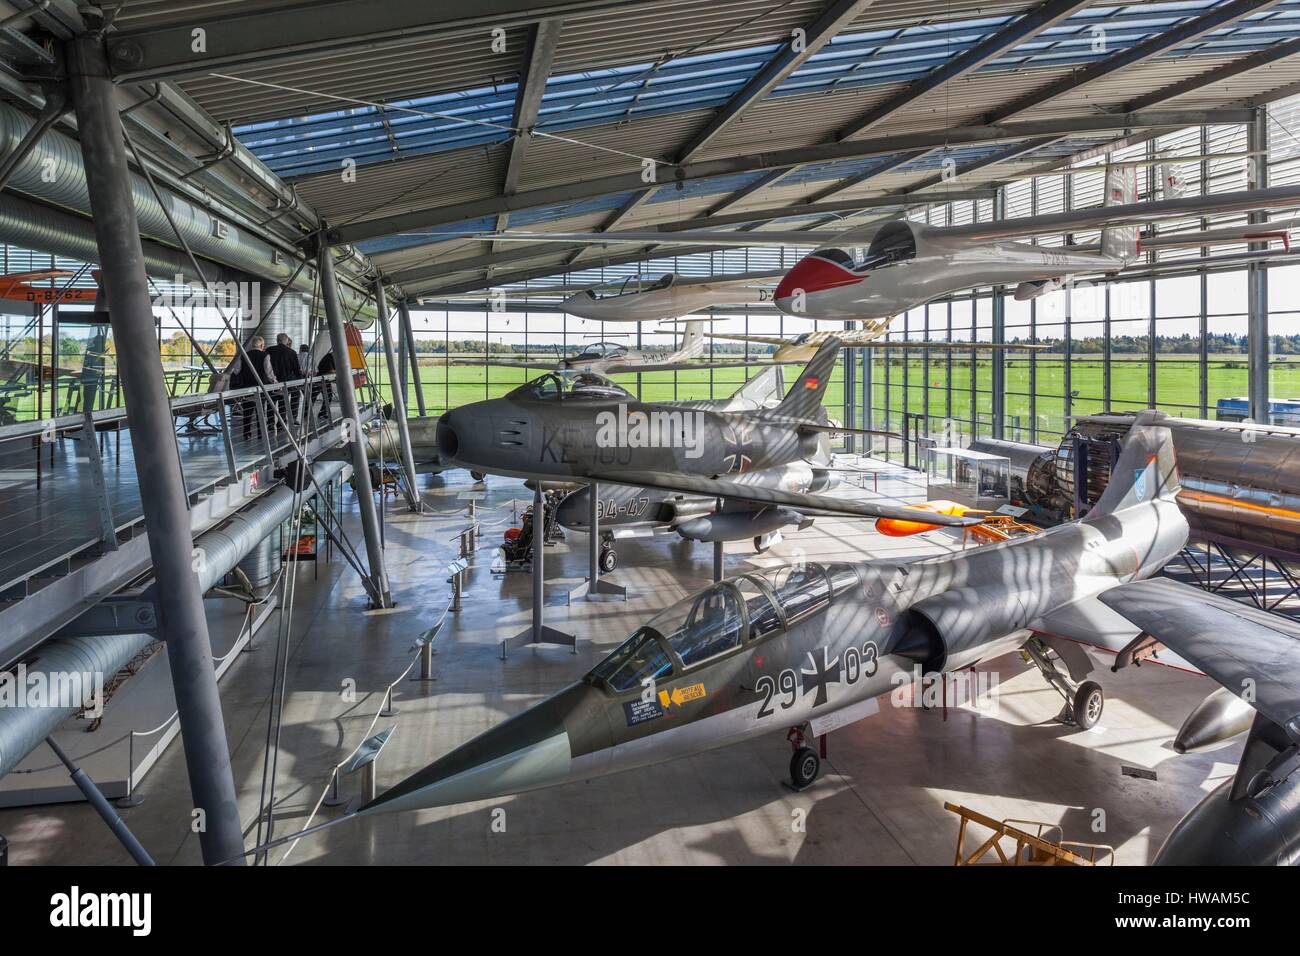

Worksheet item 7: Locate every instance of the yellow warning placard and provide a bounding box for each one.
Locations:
[658,682,707,709]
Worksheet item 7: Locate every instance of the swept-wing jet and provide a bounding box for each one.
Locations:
[450,320,802,376]
[559,270,780,323]
[358,411,1187,815]
[432,337,978,530]
[479,170,1299,324]
[1098,578,1300,866]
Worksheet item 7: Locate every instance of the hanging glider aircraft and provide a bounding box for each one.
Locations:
[0,268,100,304]
[475,168,1299,325]
[450,320,803,376]
[432,337,981,534]
[558,270,781,323]
[357,412,1190,814]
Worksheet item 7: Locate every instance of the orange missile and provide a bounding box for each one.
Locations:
[875,500,983,537]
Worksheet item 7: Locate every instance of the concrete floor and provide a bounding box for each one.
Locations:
[0,465,1239,866]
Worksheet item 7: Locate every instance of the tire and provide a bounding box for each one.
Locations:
[753,535,768,553]
[790,746,820,789]
[470,471,485,482]
[599,547,618,574]
[1073,680,1104,730]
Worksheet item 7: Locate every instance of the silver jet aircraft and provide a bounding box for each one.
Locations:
[358,411,1187,813]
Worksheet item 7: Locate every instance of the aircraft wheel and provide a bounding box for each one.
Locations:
[470,470,485,482]
[1073,681,1104,730]
[790,746,820,790]
[753,535,769,553]
[599,546,618,574]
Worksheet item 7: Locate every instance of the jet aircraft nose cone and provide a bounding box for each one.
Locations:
[774,255,859,313]
[357,682,595,815]
[436,412,459,459]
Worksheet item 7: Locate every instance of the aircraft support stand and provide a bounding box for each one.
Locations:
[569,481,625,603]
[713,499,725,582]
[319,244,393,608]
[67,35,245,866]
[503,484,576,658]
[373,279,421,513]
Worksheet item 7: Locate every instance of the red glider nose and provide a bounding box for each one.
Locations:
[774,255,859,310]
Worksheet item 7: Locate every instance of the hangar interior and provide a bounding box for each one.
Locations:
[0,0,1299,867]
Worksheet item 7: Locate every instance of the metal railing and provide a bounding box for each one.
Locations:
[0,375,352,597]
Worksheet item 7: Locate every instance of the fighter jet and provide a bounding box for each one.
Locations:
[450,321,801,376]
[1098,578,1300,866]
[481,168,1299,324]
[358,411,1187,814]
[432,337,977,530]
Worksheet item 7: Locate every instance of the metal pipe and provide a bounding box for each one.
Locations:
[0,461,346,781]
[398,300,427,416]
[373,281,420,511]
[45,737,155,866]
[1247,107,1270,426]
[319,243,392,608]
[67,35,244,867]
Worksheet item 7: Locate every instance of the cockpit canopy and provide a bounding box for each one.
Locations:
[507,370,633,401]
[587,562,864,693]
[572,341,627,360]
[812,220,918,275]
[581,273,677,300]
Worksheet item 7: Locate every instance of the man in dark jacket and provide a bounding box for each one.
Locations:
[316,350,336,424]
[266,332,302,429]
[228,335,276,440]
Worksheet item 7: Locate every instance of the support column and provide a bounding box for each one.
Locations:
[373,279,420,512]
[66,36,244,866]
[990,190,1006,440]
[503,484,574,657]
[319,242,392,607]
[398,300,427,416]
[568,481,625,602]
[1247,107,1270,426]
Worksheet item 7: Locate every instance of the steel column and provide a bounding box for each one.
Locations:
[1247,107,1271,425]
[373,280,420,511]
[319,244,392,607]
[397,300,426,415]
[66,35,244,866]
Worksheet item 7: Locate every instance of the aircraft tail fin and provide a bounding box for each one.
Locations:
[677,320,705,357]
[1086,411,1181,518]
[1100,164,1139,263]
[1156,160,1190,199]
[771,337,840,421]
[732,364,785,408]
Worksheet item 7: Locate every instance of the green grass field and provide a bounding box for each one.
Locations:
[372,353,1300,441]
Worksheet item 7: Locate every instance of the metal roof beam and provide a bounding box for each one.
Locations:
[104,0,643,83]
[330,109,1246,243]
[409,243,738,297]
[386,188,995,285]
[983,0,1285,124]
[836,0,1093,141]
[706,170,791,215]
[503,19,563,197]
[1123,35,1300,112]
[674,0,877,163]
[802,150,929,204]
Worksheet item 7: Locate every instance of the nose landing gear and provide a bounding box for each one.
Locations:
[787,725,822,790]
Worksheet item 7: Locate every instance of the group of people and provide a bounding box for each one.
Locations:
[226,332,335,440]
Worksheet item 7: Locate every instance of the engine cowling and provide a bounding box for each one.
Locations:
[675,506,805,543]
[900,587,1038,673]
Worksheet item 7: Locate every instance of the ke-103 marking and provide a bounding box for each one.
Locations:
[435,337,980,532]
[358,411,1194,813]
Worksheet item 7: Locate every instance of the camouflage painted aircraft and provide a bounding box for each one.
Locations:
[358,411,1188,813]
[431,336,975,531]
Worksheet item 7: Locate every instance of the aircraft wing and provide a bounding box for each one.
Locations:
[606,359,804,373]
[1098,578,1300,739]
[702,332,798,348]
[471,229,842,248]
[450,357,559,370]
[584,469,980,527]
[940,184,1300,242]
[702,332,1046,351]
